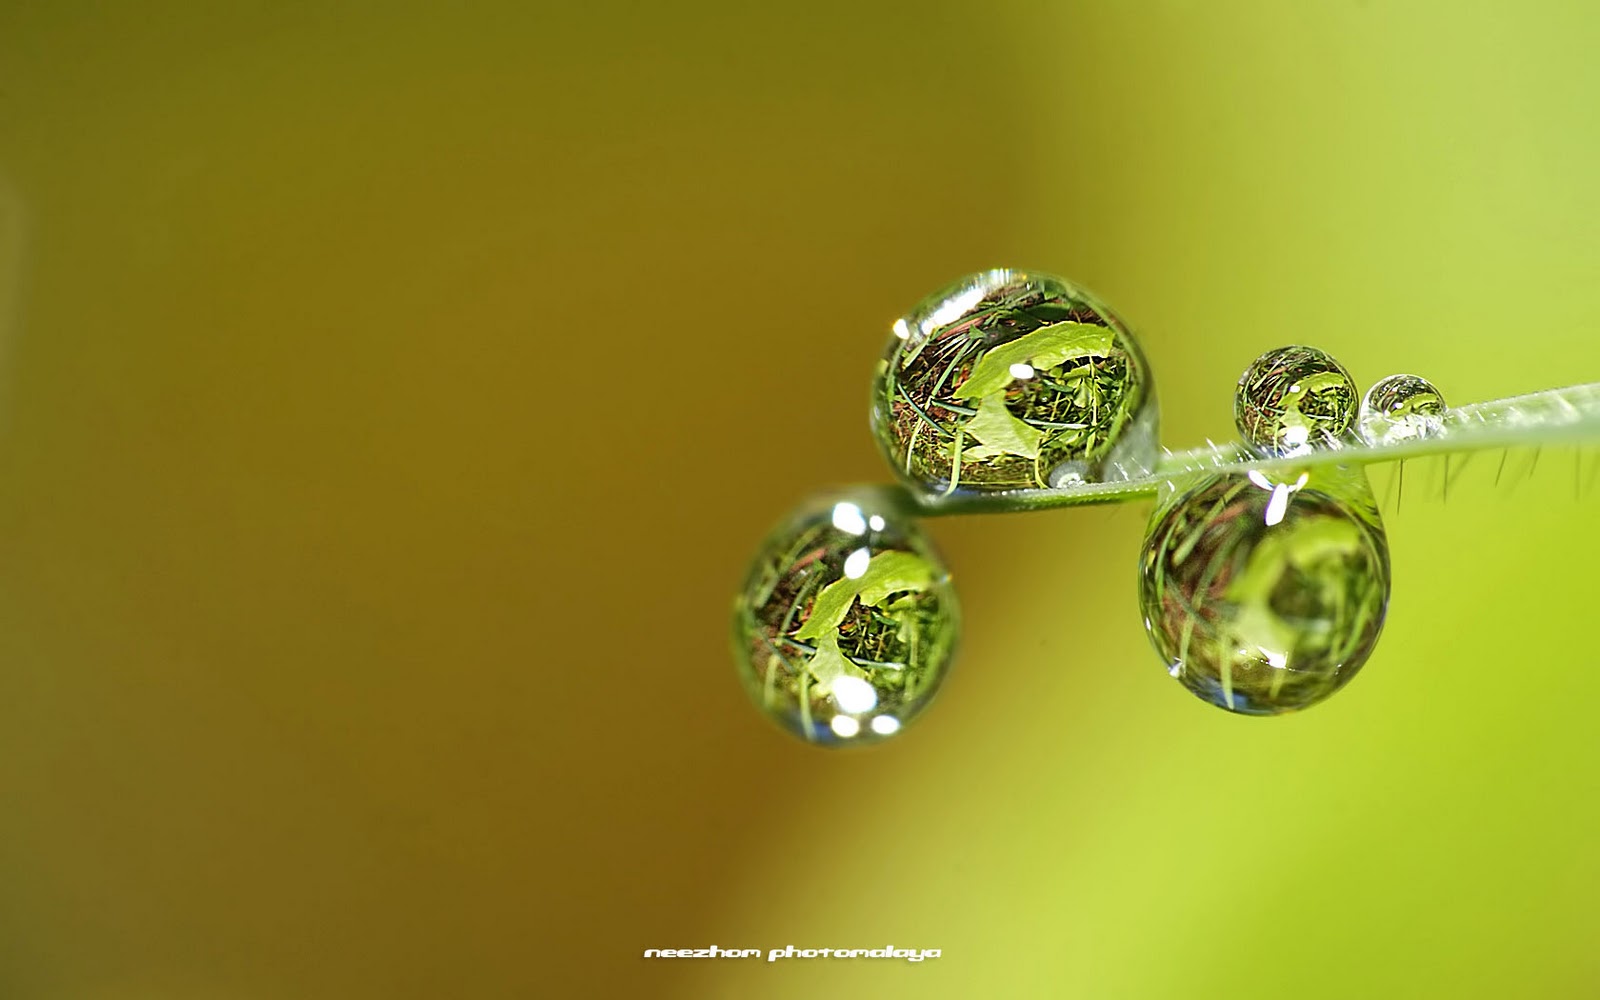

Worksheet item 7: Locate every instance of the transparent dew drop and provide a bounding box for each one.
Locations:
[732,488,960,746]
[1234,346,1358,456]
[872,269,1159,497]
[1137,465,1391,716]
[1359,373,1447,446]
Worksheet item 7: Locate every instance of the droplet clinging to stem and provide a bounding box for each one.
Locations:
[1360,373,1448,446]
[1138,465,1390,715]
[873,269,1159,499]
[1235,346,1360,457]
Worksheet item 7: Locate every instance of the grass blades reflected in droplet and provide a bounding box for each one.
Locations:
[732,488,960,747]
[1138,465,1391,716]
[873,269,1159,496]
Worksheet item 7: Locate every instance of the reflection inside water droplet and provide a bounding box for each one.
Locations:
[1235,346,1358,456]
[733,489,960,745]
[873,269,1159,496]
[1138,465,1390,715]
[1360,373,1447,446]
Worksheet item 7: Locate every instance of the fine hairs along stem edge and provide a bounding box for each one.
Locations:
[894,381,1600,517]
[736,265,1600,739]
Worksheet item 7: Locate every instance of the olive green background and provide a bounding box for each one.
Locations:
[2,3,1598,998]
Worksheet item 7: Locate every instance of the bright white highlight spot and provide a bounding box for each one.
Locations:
[1247,469,1274,491]
[1009,362,1035,380]
[870,715,901,735]
[1282,424,1310,449]
[921,286,985,335]
[1262,648,1288,670]
[832,675,878,714]
[892,318,910,341]
[1264,483,1291,527]
[830,716,861,738]
[843,547,871,580]
[831,502,867,535]
[868,514,886,532]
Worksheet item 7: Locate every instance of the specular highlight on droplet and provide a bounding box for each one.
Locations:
[732,488,960,745]
[1360,373,1447,446]
[1235,346,1358,456]
[1137,465,1391,715]
[872,269,1159,498]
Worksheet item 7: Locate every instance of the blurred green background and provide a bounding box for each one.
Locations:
[1,2,1598,997]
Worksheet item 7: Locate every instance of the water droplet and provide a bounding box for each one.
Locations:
[1235,346,1358,456]
[1359,373,1447,446]
[733,489,960,745]
[873,269,1159,496]
[1137,465,1390,715]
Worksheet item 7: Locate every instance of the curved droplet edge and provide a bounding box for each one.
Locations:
[730,485,963,748]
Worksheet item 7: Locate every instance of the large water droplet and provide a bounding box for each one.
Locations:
[1359,373,1447,446]
[873,269,1159,496]
[1235,346,1358,456]
[733,489,959,745]
[1138,465,1390,715]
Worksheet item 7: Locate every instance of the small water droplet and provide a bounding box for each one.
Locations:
[1137,466,1390,715]
[873,269,1159,495]
[1359,373,1447,446]
[733,489,960,745]
[1235,346,1358,456]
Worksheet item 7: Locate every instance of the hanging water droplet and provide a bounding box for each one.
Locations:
[872,269,1159,497]
[1359,373,1447,446]
[1235,346,1358,456]
[733,488,960,745]
[1137,465,1390,715]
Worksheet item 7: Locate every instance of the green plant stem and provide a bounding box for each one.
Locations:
[891,381,1600,516]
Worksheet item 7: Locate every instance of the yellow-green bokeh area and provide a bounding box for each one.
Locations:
[1,3,1598,998]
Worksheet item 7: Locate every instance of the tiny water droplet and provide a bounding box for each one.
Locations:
[873,269,1159,496]
[1359,373,1447,446]
[733,489,959,745]
[1137,465,1390,715]
[1235,346,1358,456]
